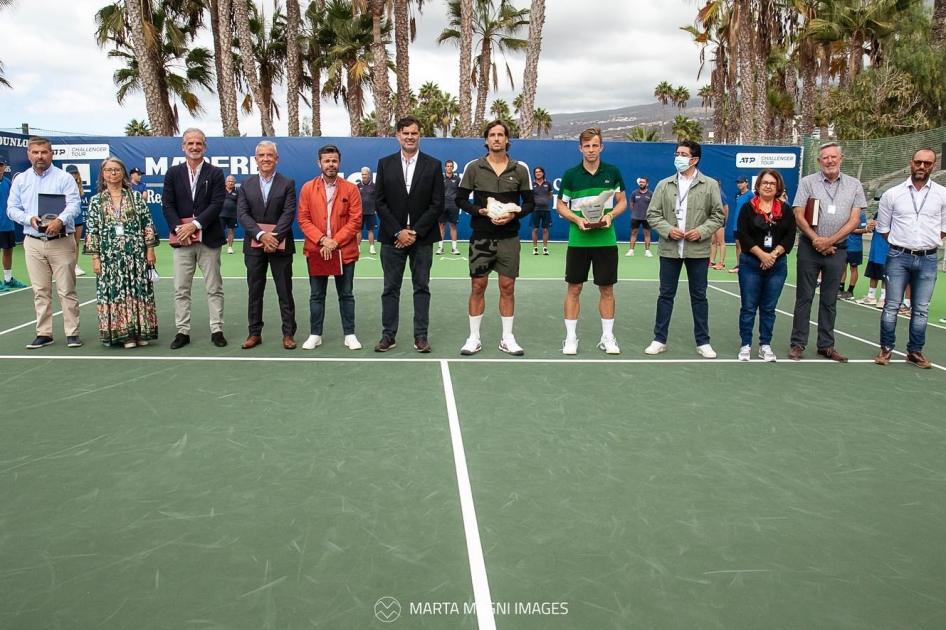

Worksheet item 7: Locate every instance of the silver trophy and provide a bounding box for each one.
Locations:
[577,189,615,228]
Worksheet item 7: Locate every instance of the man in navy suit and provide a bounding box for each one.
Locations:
[162,127,227,349]
[373,115,445,353]
[236,141,298,350]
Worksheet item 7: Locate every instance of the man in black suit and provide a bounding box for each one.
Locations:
[237,140,298,350]
[374,115,445,353]
[162,127,228,349]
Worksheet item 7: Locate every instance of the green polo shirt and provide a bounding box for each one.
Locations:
[558,161,626,247]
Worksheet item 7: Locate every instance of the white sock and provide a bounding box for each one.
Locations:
[3,270,11,282]
[451,240,457,249]
[564,319,577,339]
[438,240,443,247]
[880,290,886,301]
[601,318,614,338]
[501,316,514,338]
[867,287,876,299]
[468,314,483,340]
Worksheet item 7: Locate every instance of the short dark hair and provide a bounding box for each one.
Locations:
[483,119,511,151]
[534,166,545,175]
[27,136,51,151]
[318,144,341,159]
[396,115,421,133]
[445,160,455,167]
[753,168,785,198]
[677,140,701,159]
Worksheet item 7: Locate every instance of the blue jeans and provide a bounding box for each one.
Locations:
[880,249,938,352]
[309,262,356,336]
[737,253,788,346]
[380,243,433,339]
[654,256,710,345]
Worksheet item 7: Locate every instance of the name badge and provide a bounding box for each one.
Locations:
[827,204,837,215]
[764,234,773,249]
[912,218,922,234]
[114,224,124,236]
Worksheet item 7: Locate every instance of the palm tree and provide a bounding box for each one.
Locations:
[0,0,18,88]
[125,118,153,136]
[207,0,240,135]
[301,1,327,135]
[489,98,510,119]
[285,0,303,135]
[318,0,376,135]
[671,115,703,142]
[626,126,661,142]
[698,84,713,109]
[533,107,552,137]
[673,85,690,111]
[438,0,529,134]
[653,81,673,134]
[234,0,275,135]
[353,0,393,135]
[518,0,546,137]
[233,3,288,127]
[457,0,474,136]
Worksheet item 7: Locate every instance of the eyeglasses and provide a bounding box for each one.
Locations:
[102,168,123,174]
[913,160,934,167]
[759,181,778,187]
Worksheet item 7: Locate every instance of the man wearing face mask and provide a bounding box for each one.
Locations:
[645,140,725,358]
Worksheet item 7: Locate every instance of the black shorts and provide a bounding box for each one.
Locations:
[846,249,863,266]
[362,214,377,231]
[440,206,459,225]
[864,260,886,281]
[0,231,15,250]
[220,216,237,229]
[631,218,650,230]
[565,245,619,286]
[530,210,552,229]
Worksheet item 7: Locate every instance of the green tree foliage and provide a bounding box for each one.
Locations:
[824,63,928,140]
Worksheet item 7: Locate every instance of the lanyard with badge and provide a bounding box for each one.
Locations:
[675,175,692,225]
[909,184,930,234]
[821,178,839,215]
[111,191,126,237]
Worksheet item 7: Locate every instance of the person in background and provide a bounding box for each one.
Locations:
[734,169,796,362]
[438,160,462,255]
[730,176,755,274]
[221,175,238,254]
[84,157,159,348]
[531,165,553,256]
[838,209,868,300]
[66,165,87,277]
[0,156,28,292]
[357,166,377,255]
[709,178,729,270]
[130,167,149,202]
[857,216,888,307]
[626,176,653,257]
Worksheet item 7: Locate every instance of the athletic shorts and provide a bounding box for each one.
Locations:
[864,260,886,281]
[530,210,552,229]
[440,206,459,225]
[847,249,863,267]
[469,237,520,278]
[362,214,377,231]
[0,231,15,250]
[631,219,650,230]
[220,216,237,229]
[565,245,619,286]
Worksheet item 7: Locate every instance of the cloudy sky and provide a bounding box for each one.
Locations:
[0,0,703,137]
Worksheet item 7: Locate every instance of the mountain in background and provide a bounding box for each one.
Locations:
[546,99,713,141]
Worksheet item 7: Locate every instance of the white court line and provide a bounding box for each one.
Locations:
[0,298,97,337]
[440,361,496,630]
[709,284,946,372]
[0,287,31,299]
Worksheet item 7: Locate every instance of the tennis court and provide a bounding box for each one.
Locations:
[1,244,945,629]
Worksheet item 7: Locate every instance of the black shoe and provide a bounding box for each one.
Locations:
[26,335,54,349]
[66,336,83,348]
[211,331,228,347]
[374,337,396,352]
[170,333,191,349]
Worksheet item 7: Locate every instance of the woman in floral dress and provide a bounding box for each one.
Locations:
[84,157,159,348]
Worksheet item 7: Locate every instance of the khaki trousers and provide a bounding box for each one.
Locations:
[23,235,80,337]
[173,243,224,335]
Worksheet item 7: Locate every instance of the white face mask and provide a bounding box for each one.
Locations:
[674,156,692,173]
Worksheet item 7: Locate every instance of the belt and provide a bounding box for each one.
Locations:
[27,233,71,241]
[890,244,938,256]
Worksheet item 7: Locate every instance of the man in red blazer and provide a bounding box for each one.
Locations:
[297,144,363,350]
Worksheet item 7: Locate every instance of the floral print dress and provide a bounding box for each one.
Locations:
[84,189,159,346]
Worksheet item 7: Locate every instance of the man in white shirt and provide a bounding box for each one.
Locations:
[874,148,946,368]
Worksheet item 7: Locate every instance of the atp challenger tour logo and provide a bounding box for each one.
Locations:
[374,596,568,621]
[736,153,797,169]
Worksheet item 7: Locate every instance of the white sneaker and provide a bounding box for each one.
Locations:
[460,336,482,355]
[302,334,322,350]
[436,246,443,255]
[856,295,877,305]
[74,265,86,276]
[644,250,653,258]
[451,248,461,255]
[940,318,946,324]
[543,247,549,256]
[696,344,717,358]
[759,344,777,362]
[227,246,234,254]
[533,247,538,256]
[562,336,579,355]
[644,340,667,355]
[738,345,751,361]
[344,334,362,350]
[626,249,634,257]
[598,335,620,354]
[369,245,376,255]
[499,335,524,355]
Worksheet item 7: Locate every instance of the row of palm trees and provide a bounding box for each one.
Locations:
[652,82,692,135]
[682,0,945,144]
[91,0,547,138]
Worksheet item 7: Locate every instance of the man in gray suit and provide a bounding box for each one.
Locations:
[237,140,298,350]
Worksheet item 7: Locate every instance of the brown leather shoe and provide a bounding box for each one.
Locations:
[875,346,892,365]
[374,337,396,352]
[283,335,296,350]
[788,345,804,361]
[906,351,932,369]
[413,335,431,353]
[241,335,262,349]
[816,347,848,363]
